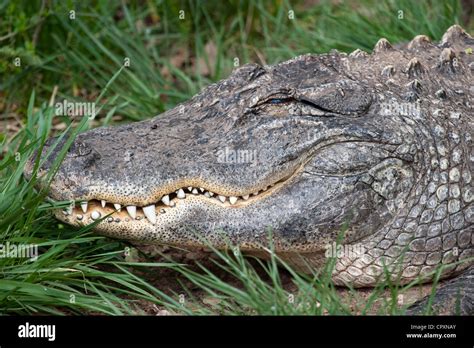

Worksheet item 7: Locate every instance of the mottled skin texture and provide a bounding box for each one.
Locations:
[25,25,473,314]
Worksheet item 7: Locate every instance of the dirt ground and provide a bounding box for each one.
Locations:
[126,243,437,315]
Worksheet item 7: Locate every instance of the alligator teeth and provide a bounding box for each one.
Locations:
[161,195,170,205]
[80,202,88,213]
[126,206,137,219]
[177,188,186,199]
[73,181,283,219]
[91,211,101,220]
[143,205,157,224]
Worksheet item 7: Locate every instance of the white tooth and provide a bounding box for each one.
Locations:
[242,195,250,200]
[169,201,175,207]
[143,205,157,224]
[101,200,106,208]
[126,206,137,219]
[192,188,198,194]
[65,205,73,215]
[177,188,186,199]
[161,195,170,205]
[209,192,214,196]
[252,192,259,196]
[91,211,101,220]
[188,187,193,192]
[229,196,238,205]
[113,203,121,211]
[218,195,226,203]
[199,187,204,192]
[80,202,88,213]
[204,192,211,197]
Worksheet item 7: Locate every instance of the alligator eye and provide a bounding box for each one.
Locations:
[259,96,329,117]
[268,98,293,104]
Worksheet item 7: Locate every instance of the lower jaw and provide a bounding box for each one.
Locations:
[54,201,338,254]
[54,199,261,247]
[55,193,261,239]
[57,172,296,226]
[53,172,312,247]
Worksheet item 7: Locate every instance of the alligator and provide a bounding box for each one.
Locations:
[24,25,473,315]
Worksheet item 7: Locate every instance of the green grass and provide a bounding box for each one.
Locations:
[0,0,472,315]
[2,0,470,121]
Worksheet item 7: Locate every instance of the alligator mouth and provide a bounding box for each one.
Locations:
[59,173,293,225]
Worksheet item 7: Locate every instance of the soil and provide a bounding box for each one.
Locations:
[124,242,437,315]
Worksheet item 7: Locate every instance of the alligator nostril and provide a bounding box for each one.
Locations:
[69,141,92,157]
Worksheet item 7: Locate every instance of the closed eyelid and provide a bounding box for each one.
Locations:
[261,96,340,116]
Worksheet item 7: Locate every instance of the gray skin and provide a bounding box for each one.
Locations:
[25,25,473,314]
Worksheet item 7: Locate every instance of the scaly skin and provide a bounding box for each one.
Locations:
[25,25,473,314]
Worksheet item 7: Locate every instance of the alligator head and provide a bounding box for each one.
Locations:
[25,25,473,286]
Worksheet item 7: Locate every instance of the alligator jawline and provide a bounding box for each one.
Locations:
[59,172,295,224]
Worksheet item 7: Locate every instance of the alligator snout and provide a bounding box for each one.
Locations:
[25,26,474,288]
